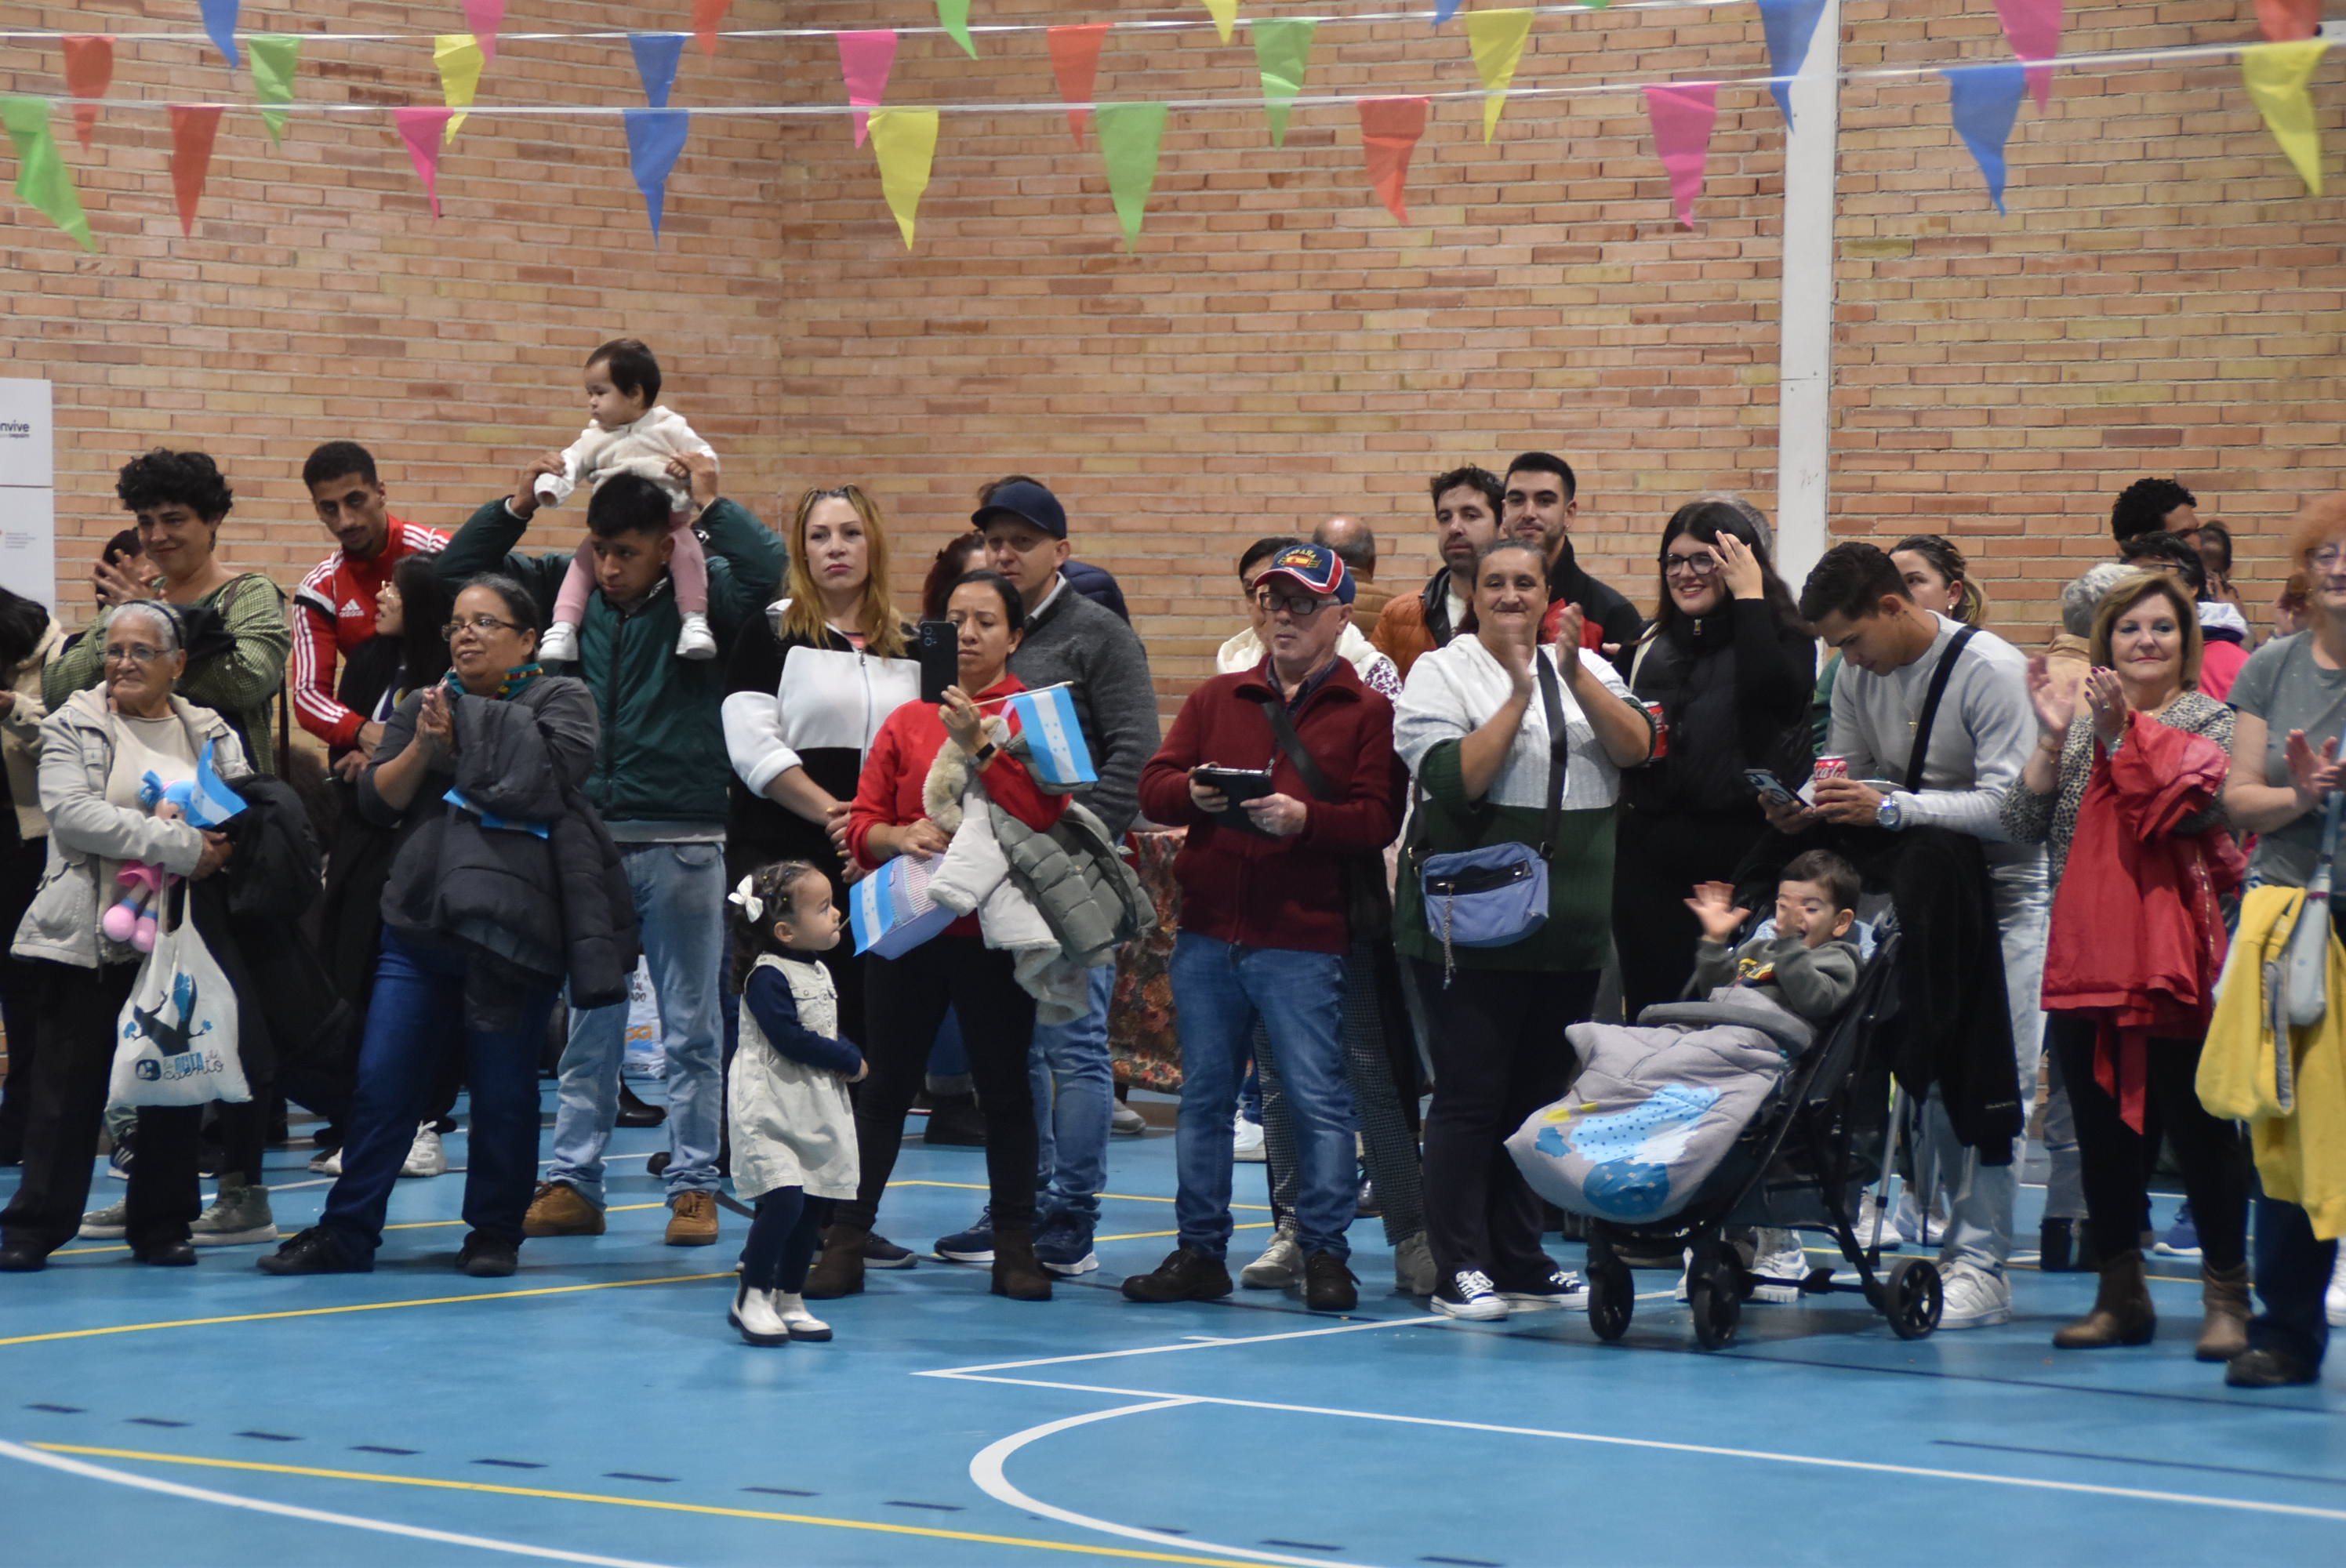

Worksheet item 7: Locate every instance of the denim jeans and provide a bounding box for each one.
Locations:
[548,841,726,1207]
[321,928,556,1251]
[2249,1193,2338,1367]
[1169,933,1355,1261]
[1031,965,1114,1225]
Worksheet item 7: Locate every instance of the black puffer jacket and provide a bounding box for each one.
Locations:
[1625,599,1815,818]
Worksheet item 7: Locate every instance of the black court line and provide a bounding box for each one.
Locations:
[351,1445,419,1455]
[1934,1439,2346,1490]
[472,1457,547,1470]
[604,1472,678,1483]
[743,1485,818,1497]
[126,1418,189,1428]
[1421,1556,1505,1567]
[234,1431,300,1443]
[1262,1541,1344,1553]
[25,1404,83,1414]
[884,1500,967,1512]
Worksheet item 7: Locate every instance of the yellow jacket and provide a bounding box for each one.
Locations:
[2199,885,2346,1240]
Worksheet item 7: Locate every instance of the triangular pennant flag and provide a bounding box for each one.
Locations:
[1095,101,1168,252]
[1434,0,1463,24]
[2242,38,2331,195]
[2,96,96,251]
[1941,63,2027,214]
[393,106,453,216]
[868,107,939,248]
[1203,0,1240,44]
[1465,10,1532,143]
[938,0,978,59]
[694,0,733,57]
[624,107,691,238]
[434,34,485,144]
[62,34,113,152]
[631,33,687,111]
[1990,0,2061,111]
[1643,82,1717,227]
[199,0,240,67]
[838,31,898,148]
[1358,96,1429,222]
[168,103,224,236]
[463,0,505,61]
[2257,0,2321,42]
[1253,17,1315,147]
[1756,0,1826,126]
[249,34,299,146]
[1048,24,1110,147]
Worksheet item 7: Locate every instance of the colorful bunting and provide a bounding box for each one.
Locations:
[2,96,96,251]
[1642,82,1717,227]
[1358,96,1429,222]
[1942,63,2026,213]
[394,107,452,216]
[434,34,485,144]
[939,0,978,60]
[1047,24,1110,147]
[1203,0,1240,45]
[837,31,898,148]
[168,103,223,235]
[625,108,691,238]
[1756,0,1825,126]
[1465,10,1533,143]
[463,0,505,62]
[694,0,734,57]
[631,32,687,111]
[199,0,240,68]
[1990,0,2061,110]
[1095,101,1168,251]
[2242,38,2330,195]
[1252,17,1315,147]
[61,34,112,152]
[1433,0,1463,25]
[249,35,299,146]
[869,107,939,248]
[2257,0,2321,42]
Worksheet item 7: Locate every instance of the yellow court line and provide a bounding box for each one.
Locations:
[892,1180,1273,1212]
[27,1443,1254,1568]
[53,1203,676,1260]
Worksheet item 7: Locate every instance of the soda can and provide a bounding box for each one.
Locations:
[1643,702,1669,760]
[1812,756,1849,783]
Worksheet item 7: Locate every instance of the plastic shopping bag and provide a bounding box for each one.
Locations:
[108,900,249,1109]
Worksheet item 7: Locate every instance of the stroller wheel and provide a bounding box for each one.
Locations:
[1689,1266,1741,1350]
[1883,1257,1942,1340]
[1586,1259,1633,1342]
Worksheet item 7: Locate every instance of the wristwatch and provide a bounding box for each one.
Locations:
[1875,793,1904,830]
[972,741,1000,768]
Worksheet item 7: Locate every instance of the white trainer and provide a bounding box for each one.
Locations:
[1240,1221,1302,1288]
[1393,1230,1437,1297]
[1232,1110,1266,1163]
[1747,1229,1807,1305]
[1937,1262,2014,1330]
[675,612,717,660]
[537,621,581,665]
[729,1283,791,1347]
[401,1124,448,1178]
[2326,1247,2346,1330]
[307,1147,343,1176]
[79,1198,129,1240]
[775,1292,833,1341]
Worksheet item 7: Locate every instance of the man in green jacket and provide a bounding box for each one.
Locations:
[434,453,785,1248]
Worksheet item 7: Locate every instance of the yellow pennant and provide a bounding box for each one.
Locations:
[434,34,485,145]
[1202,0,1239,44]
[1465,9,1534,143]
[2242,38,2330,194]
[870,108,940,249]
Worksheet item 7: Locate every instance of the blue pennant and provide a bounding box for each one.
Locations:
[1433,0,1462,24]
[630,31,688,109]
[199,0,240,67]
[1942,62,2026,214]
[1756,0,1827,127]
[624,107,691,238]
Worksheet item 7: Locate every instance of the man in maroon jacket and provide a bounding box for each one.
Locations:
[1123,543,1407,1312]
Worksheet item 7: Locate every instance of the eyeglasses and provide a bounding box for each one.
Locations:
[2311,546,2346,576]
[1255,589,1332,619]
[1660,552,1721,579]
[102,644,168,665]
[441,614,525,641]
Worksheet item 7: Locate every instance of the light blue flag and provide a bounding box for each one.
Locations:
[851,855,955,958]
[1008,685,1098,787]
[1433,0,1462,23]
[1943,63,2027,214]
[630,31,687,109]
[624,107,690,238]
[1756,0,1826,126]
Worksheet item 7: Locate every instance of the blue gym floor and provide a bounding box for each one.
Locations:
[3,1090,2341,1567]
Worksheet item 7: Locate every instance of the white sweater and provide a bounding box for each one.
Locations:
[534,405,717,511]
[1394,634,1632,812]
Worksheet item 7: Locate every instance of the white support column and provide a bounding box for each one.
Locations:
[1773,0,1843,590]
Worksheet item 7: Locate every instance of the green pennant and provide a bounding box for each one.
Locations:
[1095,102,1168,252]
[2,96,95,252]
[249,34,300,146]
[1252,18,1315,147]
[937,0,977,58]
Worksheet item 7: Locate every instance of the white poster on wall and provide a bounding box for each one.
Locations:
[0,380,56,610]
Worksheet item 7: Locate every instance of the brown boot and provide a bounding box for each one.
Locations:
[522,1181,605,1238]
[2052,1249,2155,1349]
[802,1225,866,1300]
[664,1191,719,1247]
[990,1229,1053,1301]
[2194,1261,2252,1363]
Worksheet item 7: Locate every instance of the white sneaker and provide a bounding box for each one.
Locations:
[79,1198,129,1240]
[307,1146,343,1176]
[537,621,580,665]
[1240,1221,1302,1288]
[2326,1247,2346,1330]
[1497,1264,1587,1312]
[1393,1230,1437,1296]
[1747,1229,1807,1305]
[1431,1269,1509,1321]
[774,1291,833,1341]
[1857,1191,1901,1252]
[401,1124,447,1178]
[1937,1262,2013,1330]
[1232,1111,1266,1163]
[675,612,717,660]
[1109,1102,1147,1137]
[728,1282,791,1346]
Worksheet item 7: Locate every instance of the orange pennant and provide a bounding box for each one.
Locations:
[169,104,224,236]
[63,34,113,151]
[1358,96,1429,223]
[693,0,733,57]
[2256,0,2319,39]
[1048,24,1110,147]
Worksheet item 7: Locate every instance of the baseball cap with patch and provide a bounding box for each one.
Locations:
[1255,542,1355,605]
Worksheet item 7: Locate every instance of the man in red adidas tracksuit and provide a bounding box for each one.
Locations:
[293,441,448,780]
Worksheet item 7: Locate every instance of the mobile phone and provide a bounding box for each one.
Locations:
[1744,768,1801,809]
[917,620,957,704]
[1193,765,1276,805]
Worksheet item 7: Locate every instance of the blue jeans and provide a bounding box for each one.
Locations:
[1032,965,1114,1225]
[321,928,556,1252]
[549,841,726,1206]
[1169,933,1355,1261]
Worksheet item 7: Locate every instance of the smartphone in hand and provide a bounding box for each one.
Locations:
[917,620,957,704]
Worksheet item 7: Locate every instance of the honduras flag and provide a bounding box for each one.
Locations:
[1006,685,1097,788]
[850,854,955,958]
[181,739,248,828]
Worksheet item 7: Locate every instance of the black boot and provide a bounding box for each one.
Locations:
[617,1083,666,1128]
[991,1230,1054,1301]
[2039,1217,2077,1273]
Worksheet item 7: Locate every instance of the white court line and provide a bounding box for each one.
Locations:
[0,1439,683,1568]
[924,1316,1443,1377]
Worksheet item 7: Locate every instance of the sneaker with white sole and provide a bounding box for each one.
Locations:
[674,612,718,661]
[2326,1247,2346,1330]
[1232,1111,1266,1163]
[191,1181,278,1247]
[1747,1229,1807,1305]
[79,1198,129,1240]
[1393,1230,1437,1296]
[307,1147,343,1176]
[1033,1214,1099,1277]
[1894,1191,1946,1250]
[1494,1263,1587,1311]
[401,1124,447,1178]
[1239,1220,1302,1288]
[1109,1102,1147,1137]
[935,1208,996,1264]
[2154,1203,2202,1258]
[1856,1192,1901,1252]
[537,621,581,665]
[1431,1269,1509,1321]
[1937,1262,2013,1330]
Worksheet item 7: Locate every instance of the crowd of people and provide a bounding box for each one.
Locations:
[0,341,2339,1387]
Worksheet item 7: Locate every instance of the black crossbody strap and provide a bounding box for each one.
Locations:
[1534,653,1569,859]
[1258,698,1337,801]
[1902,624,1979,794]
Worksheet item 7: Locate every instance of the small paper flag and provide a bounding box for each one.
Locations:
[938,0,978,59]
[168,103,224,235]
[249,34,299,146]
[434,34,485,144]
[2,96,96,251]
[1642,82,1717,227]
[1203,0,1239,44]
[1048,24,1110,146]
[1358,96,1429,222]
[1942,63,2026,214]
[199,0,240,67]
[624,107,691,238]
[1756,0,1826,126]
[1253,17,1315,147]
[62,34,113,151]
[694,0,733,57]
[394,106,453,216]
[1465,9,1532,143]
[2257,0,2321,42]
[2242,38,2331,195]
[1434,0,1463,24]
[463,0,505,61]
[1990,0,2061,111]
[838,31,898,148]
[869,107,939,248]
[632,33,687,111]
[1095,101,1168,252]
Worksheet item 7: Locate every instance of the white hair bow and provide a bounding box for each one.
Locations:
[727,875,765,924]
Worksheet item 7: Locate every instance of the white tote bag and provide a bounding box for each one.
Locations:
[107,895,249,1109]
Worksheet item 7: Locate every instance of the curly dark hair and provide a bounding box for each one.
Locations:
[2110,477,2196,543]
[116,448,233,522]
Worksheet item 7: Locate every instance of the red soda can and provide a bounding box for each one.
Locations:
[1643,702,1669,760]
[1812,756,1849,784]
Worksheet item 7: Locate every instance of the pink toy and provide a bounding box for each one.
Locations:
[103,862,169,953]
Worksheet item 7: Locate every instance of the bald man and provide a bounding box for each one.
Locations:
[1313,517,1390,625]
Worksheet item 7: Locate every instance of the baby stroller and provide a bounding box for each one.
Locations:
[1564,928,1944,1349]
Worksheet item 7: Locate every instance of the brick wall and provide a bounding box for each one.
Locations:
[4,0,2339,720]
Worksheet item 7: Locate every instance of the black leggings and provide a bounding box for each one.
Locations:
[1611,808,1770,1018]
[2046,1013,2250,1271]
[741,1187,830,1291]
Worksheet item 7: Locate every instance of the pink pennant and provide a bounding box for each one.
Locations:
[1358,97,1429,223]
[394,107,455,218]
[2255,0,2319,41]
[837,31,897,148]
[63,34,113,151]
[1990,0,2062,110]
[463,0,504,60]
[1048,24,1111,147]
[1643,82,1718,228]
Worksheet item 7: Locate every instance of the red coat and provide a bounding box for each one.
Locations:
[1138,658,1406,956]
